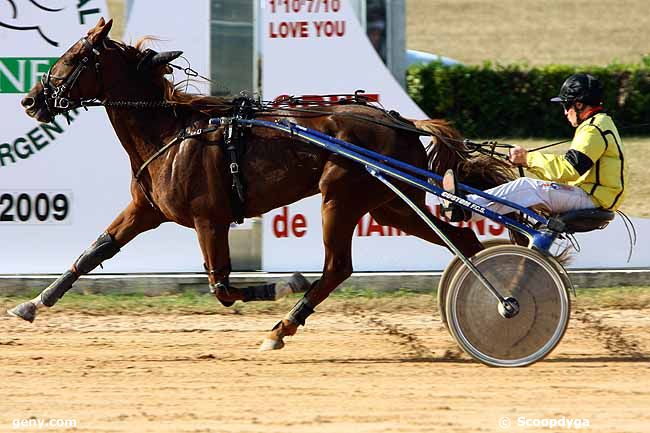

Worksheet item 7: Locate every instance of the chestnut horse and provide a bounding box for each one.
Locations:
[11,19,512,350]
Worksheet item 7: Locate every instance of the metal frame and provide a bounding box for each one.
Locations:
[235,118,556,238]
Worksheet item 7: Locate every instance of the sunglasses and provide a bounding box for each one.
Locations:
[560,101,574,111]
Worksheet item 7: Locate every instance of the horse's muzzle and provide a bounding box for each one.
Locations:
[22,96,53,123]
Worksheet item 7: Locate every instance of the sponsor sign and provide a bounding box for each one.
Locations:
[259,0,649,271]
[260,0,493,271]
[0,0,214,273]
[1,1,646,274]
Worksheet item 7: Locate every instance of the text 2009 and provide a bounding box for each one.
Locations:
[0,192,70,223]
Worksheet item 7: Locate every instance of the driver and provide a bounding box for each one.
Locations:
[442,73,628,222]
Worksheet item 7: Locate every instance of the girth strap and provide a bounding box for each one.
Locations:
[222,117,246,224]
[223,96,255,224]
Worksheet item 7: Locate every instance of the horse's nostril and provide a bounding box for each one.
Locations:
[21,97,35,109]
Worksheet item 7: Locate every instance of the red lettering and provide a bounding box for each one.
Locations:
[293,214,307,237]
[298,21,309,37]
[336,20,345,36]
[268,21,309,39]
[313,20,345,38]
[356,216,404,237]
[366,218,386,236]
[489,222,505,236]
[273,207,289,238]
[269,22,278,38]
[324,21,334,37]
[313,21,323,37]
[273,207,308,238]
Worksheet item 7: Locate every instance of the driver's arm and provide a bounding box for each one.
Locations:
[526,125,606,182]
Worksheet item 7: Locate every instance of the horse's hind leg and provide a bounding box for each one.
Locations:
[260,195,371,350]
[7,201,164,322]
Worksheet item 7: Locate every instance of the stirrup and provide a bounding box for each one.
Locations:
[441,169,471,222]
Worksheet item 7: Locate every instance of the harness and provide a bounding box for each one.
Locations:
[41,37,102,119]
[132,97,252,224]
[222,96,255,224]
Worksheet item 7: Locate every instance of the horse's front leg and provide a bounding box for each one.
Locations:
[7,201,164,322]
[194,218,310,307]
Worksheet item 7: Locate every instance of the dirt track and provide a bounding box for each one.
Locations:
[1,304,649,433]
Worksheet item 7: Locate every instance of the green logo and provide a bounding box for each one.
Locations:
[0,58,57,93]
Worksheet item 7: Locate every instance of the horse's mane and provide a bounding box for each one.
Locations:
[109,37,234,116]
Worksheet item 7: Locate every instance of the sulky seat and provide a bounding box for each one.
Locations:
[556,208,615,233]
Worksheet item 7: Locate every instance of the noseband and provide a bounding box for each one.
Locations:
[41,36,102,116]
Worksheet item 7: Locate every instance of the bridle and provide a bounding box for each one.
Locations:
[41,36,103,117]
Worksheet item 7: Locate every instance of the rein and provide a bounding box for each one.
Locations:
[134,125,218,180]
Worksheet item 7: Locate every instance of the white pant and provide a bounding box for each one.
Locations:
[467,177,596,220]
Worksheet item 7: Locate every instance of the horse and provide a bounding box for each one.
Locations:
[11,18,514,350]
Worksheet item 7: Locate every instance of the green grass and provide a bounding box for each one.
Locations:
[572,286,650,310]
[3,286,649,316]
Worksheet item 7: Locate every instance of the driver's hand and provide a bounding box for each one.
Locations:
[508,146,529,167]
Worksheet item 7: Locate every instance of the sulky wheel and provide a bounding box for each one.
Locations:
[445,245,570,367]
[437,238,513,331]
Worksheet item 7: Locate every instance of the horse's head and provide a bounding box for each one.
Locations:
[20,17,183,123]
[20,17,113,123]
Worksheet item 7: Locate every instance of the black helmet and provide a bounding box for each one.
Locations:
[550,73,604,106]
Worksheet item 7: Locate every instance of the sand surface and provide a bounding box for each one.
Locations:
[1,305,649,432]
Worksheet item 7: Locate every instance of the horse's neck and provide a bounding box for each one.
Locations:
[104,85,180,174]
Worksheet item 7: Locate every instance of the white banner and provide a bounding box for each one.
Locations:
[263,194,511,272]
[0,0,214,274]
[259,0,648,271]
[261,0,425,118]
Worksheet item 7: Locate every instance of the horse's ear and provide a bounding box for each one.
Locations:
[137,50,183,72]
[89,17,113,42]
[150,51,183,68]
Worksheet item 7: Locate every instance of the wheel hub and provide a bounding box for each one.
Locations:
[498,296,520,319]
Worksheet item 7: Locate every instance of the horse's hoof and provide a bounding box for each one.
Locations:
[259,338,285,351]
[7,302,37,323]
[217,298,235,307]
[275,272,310,299]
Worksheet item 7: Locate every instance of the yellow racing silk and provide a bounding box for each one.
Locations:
[526,112,627,210]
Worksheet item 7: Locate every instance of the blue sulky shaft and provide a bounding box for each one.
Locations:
[209,117,553,244]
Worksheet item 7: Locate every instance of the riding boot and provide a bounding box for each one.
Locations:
[441,169,471,222]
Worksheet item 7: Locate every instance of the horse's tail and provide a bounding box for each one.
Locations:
[413,119,516,190]
[413,119,465,179]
